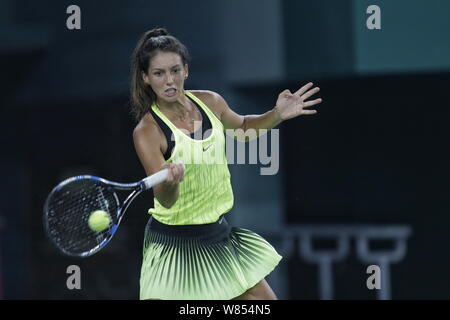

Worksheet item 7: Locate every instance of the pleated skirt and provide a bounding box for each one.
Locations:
[139,216,282,300]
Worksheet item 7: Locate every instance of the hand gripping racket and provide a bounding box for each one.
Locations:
[43,169,169,258]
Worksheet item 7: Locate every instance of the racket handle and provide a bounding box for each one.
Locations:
[141,169,169,190]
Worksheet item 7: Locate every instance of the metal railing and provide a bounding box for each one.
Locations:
[258,224,412,300]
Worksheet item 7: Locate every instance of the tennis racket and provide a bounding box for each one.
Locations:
[43,169,169,258]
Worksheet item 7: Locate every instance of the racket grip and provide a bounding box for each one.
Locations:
[141,169,169,190]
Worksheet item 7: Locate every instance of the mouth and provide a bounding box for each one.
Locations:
[164,88,177,97]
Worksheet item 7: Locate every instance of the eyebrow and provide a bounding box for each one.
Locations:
[151,64,181,71]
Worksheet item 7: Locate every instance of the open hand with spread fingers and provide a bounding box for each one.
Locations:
[274,82,322,121]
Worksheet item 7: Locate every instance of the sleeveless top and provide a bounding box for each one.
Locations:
[147,91,234,225]
[148,93,212,160]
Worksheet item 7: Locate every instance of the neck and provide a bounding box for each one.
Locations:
[156,91,192,116]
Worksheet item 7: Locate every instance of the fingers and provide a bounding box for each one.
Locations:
[177,162,185,183]
[303,98,322,108]
[161,162,185,185]
[171,162,185,184]
[301,109,317,115]
[294,82,314,96]
[301,86,320,100]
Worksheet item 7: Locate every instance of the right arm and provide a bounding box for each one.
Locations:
[133,119,185,209]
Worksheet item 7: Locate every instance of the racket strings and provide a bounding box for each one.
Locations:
[45,179,119,256]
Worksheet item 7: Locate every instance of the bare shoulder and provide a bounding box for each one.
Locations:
[133,113,156,137]
[133,113,164,149]
[132,113,168,177]
[188,90,226,119]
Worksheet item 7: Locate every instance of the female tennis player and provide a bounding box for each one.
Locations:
[130,28,322,300]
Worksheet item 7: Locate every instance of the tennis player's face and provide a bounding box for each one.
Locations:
[144,51,188,104]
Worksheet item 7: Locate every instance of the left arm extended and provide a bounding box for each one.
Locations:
[210,82,322,141]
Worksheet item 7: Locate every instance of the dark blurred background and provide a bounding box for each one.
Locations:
[1,0,449,299]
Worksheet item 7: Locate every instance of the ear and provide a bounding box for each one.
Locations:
[142,71,150,85]
[184,64,189,78]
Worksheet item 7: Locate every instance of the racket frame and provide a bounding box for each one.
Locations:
[43,169,168,257]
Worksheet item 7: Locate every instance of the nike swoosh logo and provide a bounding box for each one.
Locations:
[203,145,212,152]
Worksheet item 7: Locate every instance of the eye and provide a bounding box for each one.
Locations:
[173,68,180,73]
[154,72,161,76]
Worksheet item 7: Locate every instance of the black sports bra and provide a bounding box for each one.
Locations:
[148,95,212,160]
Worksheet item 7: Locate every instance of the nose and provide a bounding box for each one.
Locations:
[166,73,174,85]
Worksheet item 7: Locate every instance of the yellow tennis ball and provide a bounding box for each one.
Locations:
[88,210,111,232]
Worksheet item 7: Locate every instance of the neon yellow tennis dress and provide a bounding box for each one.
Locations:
[140,90,282,300]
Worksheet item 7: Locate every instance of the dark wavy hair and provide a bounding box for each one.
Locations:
[130,27,191,122]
